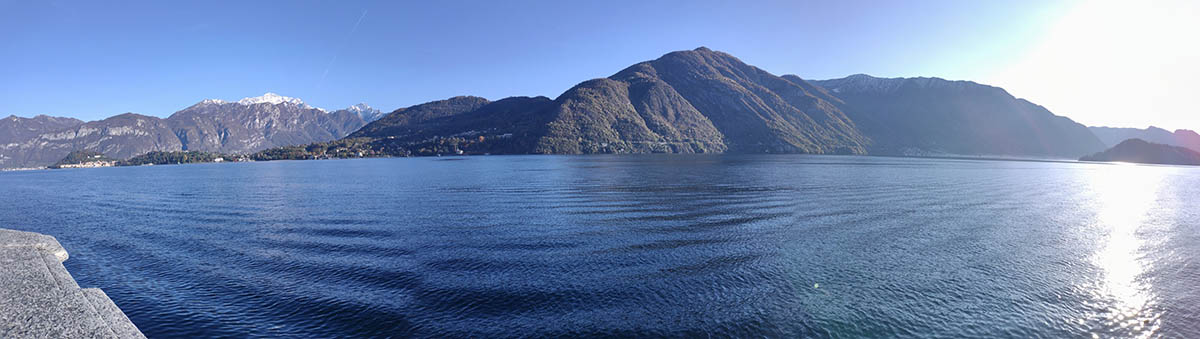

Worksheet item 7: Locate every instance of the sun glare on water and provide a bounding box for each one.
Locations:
[1087,165,1165,337]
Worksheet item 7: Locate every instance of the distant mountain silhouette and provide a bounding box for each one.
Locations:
[808,74,1106,158]
[1081,138,1200,166]
[1089,126,1200,152]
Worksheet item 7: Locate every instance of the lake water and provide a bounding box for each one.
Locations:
[2,155,1198,338]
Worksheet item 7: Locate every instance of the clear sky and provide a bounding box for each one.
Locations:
[1,0,1195,130]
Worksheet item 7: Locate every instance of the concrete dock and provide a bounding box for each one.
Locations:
[1,229,145,338]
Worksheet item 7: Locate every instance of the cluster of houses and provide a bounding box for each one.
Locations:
[55,155,115,168]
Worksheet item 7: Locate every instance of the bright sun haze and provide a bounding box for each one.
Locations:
[0,0,1195,129]
[987,0,1200,131]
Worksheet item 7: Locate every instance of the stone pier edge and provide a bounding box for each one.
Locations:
[1,228,145,338]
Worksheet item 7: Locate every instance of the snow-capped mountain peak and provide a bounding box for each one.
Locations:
[237,93,306,106]
[342,103,384,122]
[199,99,227,105]
[347,103,373,112]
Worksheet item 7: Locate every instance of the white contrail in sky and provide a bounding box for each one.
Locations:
[318,9,368,89]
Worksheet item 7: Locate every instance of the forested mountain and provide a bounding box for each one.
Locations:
[351,96,493,138]
[808,74,1106,158]
[338,96,556,156]
[331,48,1109,159]
[349,47,869,156]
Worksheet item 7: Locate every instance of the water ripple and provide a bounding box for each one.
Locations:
[2,155,1198,338]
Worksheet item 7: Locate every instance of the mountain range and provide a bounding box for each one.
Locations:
[810,75,1105,157]
[0,94,382,168]
[334,47,1105,159]
[0,47,1175,168]
[1089,126,1200,152]
[0,115,84,146]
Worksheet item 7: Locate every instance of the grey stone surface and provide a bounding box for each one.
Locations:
[82,288,145,338]
[1,229,145,338]
[0,228,68,262]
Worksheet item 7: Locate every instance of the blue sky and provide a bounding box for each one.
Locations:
[2,1,1195,129]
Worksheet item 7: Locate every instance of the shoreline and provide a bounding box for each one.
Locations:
[8,150,1199,173]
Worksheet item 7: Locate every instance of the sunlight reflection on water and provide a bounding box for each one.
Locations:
[1089,165,1163,338]
[7,156,1200,337]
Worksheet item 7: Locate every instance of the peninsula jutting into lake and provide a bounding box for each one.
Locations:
[4,1,1200,338]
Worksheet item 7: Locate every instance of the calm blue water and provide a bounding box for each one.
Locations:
[2,155,1199,338]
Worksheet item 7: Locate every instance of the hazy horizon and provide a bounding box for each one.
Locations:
[2,0,1196,130]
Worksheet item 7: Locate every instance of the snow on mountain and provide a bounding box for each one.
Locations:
[196,94,384,120]
[195,93,331,112]
[237,93,307,106]
[346,103,372,113]
[342,103,384,122]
